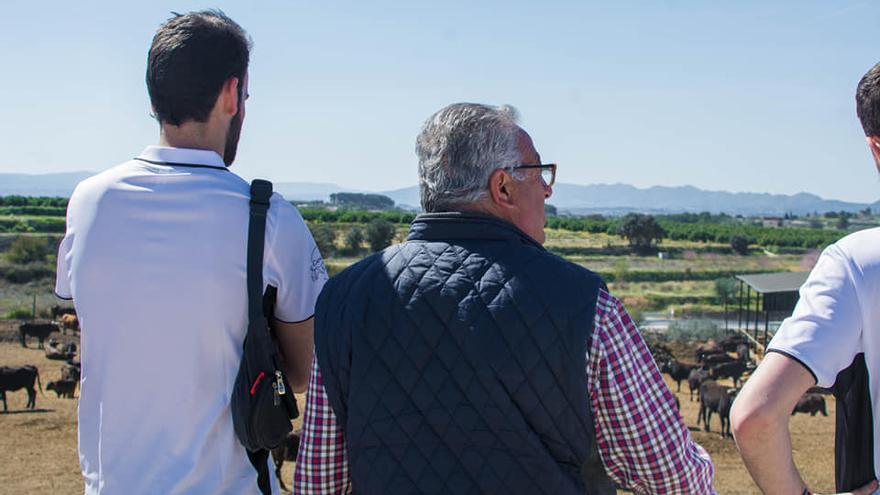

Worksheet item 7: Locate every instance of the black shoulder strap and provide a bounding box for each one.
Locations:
[248,179,272,321]
[246,179,274,495]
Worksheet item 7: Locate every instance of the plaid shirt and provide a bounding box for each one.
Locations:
[294,289,715,494]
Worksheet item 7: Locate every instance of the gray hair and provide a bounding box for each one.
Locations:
[415,103,522,212]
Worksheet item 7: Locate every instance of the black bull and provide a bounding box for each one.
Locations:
[792,394,828,417]
[709,361,749,388]
[0,365,43,412]
[18,322,59,349]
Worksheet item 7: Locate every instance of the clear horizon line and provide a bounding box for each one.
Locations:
[0,169,876,205]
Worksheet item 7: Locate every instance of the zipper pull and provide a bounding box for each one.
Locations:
[275,370,286,395]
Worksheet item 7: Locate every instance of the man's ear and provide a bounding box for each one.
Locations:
[218,76,240,117]
[488,168,516,209]
[866,136,880,160]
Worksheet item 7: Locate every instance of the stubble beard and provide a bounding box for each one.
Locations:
[223,109,243,167]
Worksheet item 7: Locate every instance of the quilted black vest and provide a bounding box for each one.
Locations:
[314,212,608,494]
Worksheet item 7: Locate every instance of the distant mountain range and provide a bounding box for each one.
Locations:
[2,171,877,217]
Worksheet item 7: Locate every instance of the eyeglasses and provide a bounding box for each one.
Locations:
[508,163,556,187]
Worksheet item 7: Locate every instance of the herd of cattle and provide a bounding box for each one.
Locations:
[1,305,81,412]
[0,310,836,440]
[651,333,829,439]
[17,305,79,349]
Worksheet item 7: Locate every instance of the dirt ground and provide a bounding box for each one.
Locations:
[666,376,835,494]
[0,322,835,494]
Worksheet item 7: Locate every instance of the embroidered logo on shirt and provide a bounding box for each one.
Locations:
[310,246,328,282]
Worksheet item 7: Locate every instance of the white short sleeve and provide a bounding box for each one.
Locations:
[264,196,328,323]
[55,230,73,300]
[768,243,863,387]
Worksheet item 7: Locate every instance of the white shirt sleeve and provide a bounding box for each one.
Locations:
[264,196,328,323]
[55,224,73,300]
[767,243,863,387]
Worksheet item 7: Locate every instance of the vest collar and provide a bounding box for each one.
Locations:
[407,212,545,251]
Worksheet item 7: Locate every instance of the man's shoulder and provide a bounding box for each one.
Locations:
[835,227,880,263]
[325,246,398,286]
[70,161,138,197]
[819,227,880,287]
[320,240,429,296]
[315,249,389,318]
[267,192,304,225]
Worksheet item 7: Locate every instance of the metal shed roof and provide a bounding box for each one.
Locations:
[735,272,810,294]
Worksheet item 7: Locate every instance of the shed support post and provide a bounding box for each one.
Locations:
[737,280,743,329]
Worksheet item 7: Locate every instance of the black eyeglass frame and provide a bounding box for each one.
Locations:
[508,163,557,187]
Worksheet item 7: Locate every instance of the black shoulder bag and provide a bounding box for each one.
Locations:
[231,180,299,492]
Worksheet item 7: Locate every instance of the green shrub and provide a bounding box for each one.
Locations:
[4,307,33,320]
[310,224,337,258]
[595,268,777,283]
[344,227,365,254]
[298,207,416,225]
[0,206,66,216]
[545,216,612,233]
[714,277,738,305]
[0,263,55,283]
[0,196,68,207]
[730,235,750,255]
[617,214,666,253]
[366,219,396,252]
[0,217,65,233]
[26,217,66,233]
[6,235,52,264]
[666,320,726,342]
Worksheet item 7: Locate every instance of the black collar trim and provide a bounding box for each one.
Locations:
[134,157,228,171]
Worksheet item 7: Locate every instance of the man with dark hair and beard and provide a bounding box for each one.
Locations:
[731,62,880,495]
[55,11,326,494]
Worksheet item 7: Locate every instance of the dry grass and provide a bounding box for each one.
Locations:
[542,230,804,276]
[0,324,303,494]
[0,329,80,493]
[0,277,57,317]
[660,374,835,494]
[0,324,835,494]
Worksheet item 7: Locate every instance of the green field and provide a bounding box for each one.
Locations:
[302,225,820,320]
[0,226,837,320]
[0,199,857,495]
[1,198,875,323]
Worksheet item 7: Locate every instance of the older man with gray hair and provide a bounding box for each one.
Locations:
[295,103,715,494]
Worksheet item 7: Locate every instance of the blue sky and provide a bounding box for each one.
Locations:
[2,1,880,203]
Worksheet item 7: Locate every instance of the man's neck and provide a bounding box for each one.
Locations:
[456,201,514,225]
[158,122,225,158]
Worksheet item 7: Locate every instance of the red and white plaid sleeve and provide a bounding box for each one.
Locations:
[293,354,351,495]
[589,289,715,494]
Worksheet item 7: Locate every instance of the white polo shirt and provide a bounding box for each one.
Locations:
[768,227,880,489]
[55,146,327,495]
